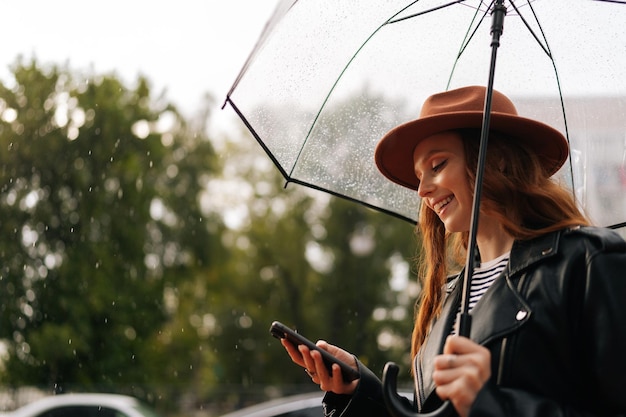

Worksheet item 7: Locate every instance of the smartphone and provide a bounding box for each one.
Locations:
[270,321,360,382]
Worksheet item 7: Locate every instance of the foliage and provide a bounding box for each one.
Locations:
[0,58,223,402]
[0,59,421,415]
[201,88,421,408]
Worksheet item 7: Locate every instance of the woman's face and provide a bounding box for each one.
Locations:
[413,131,473,233]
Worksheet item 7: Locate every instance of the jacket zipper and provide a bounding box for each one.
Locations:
[497,337,507,384]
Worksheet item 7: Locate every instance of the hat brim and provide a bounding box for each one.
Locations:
[375,111,570,190]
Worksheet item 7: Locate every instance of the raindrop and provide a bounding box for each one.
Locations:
[238,315,253,329]
[21,304,34,318]
[124,327,137,340]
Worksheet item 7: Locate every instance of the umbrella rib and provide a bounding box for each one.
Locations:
[386,0,467,24]
[508,0,551,58]
[290,0,463,179]
[225,97,293,181]
[509,0,577,202]
[222,0,299,106]
[608,222,626,230]
[592,0,626,4]
[227,98,420,224]
[286,176,418,224]
[388,0,490,98]
[447,2,491,89]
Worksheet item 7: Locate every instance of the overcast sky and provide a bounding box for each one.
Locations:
[1,0,278,134]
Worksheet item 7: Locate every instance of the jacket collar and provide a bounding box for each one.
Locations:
[507,229,561,276]
[454,229,561,343]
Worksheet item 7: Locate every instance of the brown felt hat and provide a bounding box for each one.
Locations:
[374,86,569,190]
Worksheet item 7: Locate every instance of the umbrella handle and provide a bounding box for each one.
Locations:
[382,362,455,417]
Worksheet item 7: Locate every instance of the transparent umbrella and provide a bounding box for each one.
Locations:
[224,0,626,233]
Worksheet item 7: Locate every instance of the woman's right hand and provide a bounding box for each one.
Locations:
[281,338,360,395]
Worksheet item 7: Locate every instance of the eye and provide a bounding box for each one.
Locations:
[432,159,447,173]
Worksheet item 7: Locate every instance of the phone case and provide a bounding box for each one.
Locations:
[270,321,360,381]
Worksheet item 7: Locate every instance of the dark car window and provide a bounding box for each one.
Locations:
[37,405,128,417]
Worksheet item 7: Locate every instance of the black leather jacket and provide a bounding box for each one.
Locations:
[324,226,626,416]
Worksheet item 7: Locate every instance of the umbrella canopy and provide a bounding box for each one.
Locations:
[224,0,626,233]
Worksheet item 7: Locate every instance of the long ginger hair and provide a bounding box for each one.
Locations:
[410,129,590,359]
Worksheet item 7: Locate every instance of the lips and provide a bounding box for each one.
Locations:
[432,195,453,214]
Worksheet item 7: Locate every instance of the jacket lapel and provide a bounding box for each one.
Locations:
[414,279,460,410]
[415,230,562,406]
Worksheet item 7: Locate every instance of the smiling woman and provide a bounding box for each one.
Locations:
[277,86,626,417]
[412,132,474,234]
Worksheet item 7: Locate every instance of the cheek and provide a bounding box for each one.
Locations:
[459,187,474,206]
[450,169,472,202]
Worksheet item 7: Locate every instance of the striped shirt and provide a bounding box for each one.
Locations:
[452,251,510,334]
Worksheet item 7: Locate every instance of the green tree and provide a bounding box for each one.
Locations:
[207,175,419,406]
[0,59,223,403]
[0,57,422,415]
[197,136,324,407]
[311,197,418,376]
[203,87,421,409]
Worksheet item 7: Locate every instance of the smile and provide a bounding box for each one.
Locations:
[433,196,453,213]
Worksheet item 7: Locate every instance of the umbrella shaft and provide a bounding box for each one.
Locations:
[459,0,508,335]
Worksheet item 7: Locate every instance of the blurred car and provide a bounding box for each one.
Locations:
[0,393,162,417]
[219,392,323,417]
[219,390,414,417]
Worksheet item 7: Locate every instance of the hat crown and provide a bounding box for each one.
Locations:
[375,85,568,191]
[420,86,518,118]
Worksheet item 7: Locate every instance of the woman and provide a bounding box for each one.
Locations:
[281,86,626,417]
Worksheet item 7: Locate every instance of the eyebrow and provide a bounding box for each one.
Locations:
[414,148,446,166]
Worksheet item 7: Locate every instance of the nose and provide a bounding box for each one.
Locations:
[417,175,434,198]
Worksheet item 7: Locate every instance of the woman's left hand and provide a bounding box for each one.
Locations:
[432,335,491,417]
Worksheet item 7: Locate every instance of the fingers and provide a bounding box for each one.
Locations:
[280,338,359,395]
[435,336,490,372]
[293,341,358,395]
[432,336,491,417]
[442,335,484,355]
[299,344,320,378]
[280,340,325,385]
[317,340,358,369]
[280,339,306,367]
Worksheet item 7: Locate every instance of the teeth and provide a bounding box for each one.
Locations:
[434,196,453,213]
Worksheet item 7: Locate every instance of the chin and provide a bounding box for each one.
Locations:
[442,219,470,234]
